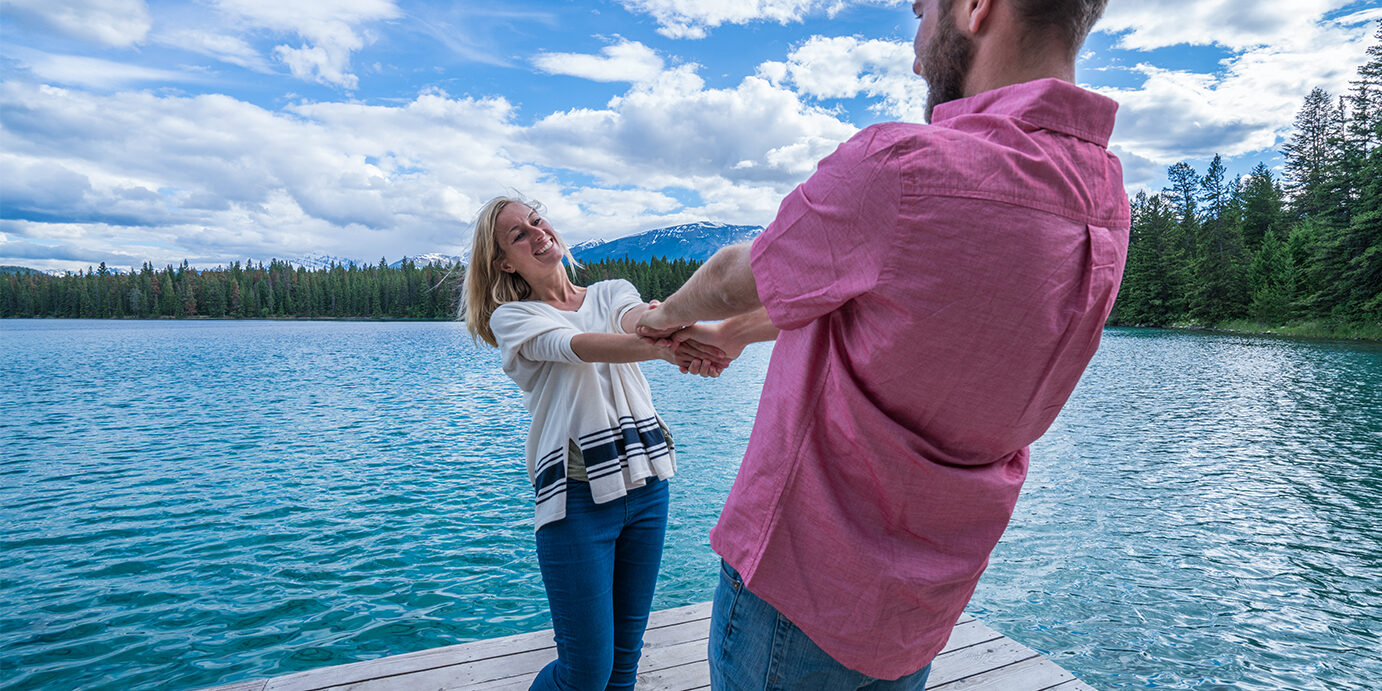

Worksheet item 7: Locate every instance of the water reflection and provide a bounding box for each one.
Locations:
[980,328,1382,689]
[0,322,1378,689]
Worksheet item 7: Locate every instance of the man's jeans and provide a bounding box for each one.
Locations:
[708,561,932,690]
[530,478,669,691]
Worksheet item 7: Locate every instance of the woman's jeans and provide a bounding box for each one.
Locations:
[530,478,669,691]
[709,561,932,690]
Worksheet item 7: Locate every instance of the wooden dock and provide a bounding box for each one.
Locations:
[203,602,1092,691]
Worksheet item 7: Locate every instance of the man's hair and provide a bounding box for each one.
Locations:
[1010,0,1109,58]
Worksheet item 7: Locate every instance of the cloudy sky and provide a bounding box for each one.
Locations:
[2,0,1380,272]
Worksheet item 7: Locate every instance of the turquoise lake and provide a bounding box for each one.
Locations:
[1,319,1380,690]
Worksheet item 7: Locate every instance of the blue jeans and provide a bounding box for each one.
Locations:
[709,561,932,690]
[530,478,669,691]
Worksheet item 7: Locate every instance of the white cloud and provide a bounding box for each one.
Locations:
[563,188,683,232]
[0,0,152,47]
[14,51,192,89]
[0,82,508,264]
[212,0,401,89]
[617,0,883,39]
[0,48,864,269]
[1098,0,1355,50]
[523,65,857,190]
[13,0,1371,272]
[158,30,272,72]
[533,40,665,84]
[1098,16,1374,166]
[764,35,926,121]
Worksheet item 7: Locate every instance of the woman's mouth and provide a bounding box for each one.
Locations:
[534,238,554,256]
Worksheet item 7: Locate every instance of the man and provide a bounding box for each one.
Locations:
[638,0,1127,687]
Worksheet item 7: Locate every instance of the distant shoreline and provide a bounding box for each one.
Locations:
[8,315,1378,343]
[1109,320,1382,343]
[1,315,459,323]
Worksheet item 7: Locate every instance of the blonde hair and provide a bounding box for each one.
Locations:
[462,195,578,347]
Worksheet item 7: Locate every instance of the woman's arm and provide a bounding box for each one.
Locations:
[618,302,654,336]
[569,332,674,365]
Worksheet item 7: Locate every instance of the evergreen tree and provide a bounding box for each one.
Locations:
[1283,87,1341,220]
[1350,23,1382,213]
[1248,226,1294,323]
[1238,163,1284,252]
[1286,219,1329,316]
[1189,155,1247,323]
[1162,161,1201,319]
[1116,192,1178,324]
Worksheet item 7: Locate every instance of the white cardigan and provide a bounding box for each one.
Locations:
[489,280,676,531]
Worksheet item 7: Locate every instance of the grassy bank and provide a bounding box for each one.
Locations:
[1198,319,1382,342]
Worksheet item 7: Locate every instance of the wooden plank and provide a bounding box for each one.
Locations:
[316,622,711,691]
[311,645,550,691]
[291,608,709,691]
[643,617,711,650]
[261,632,550,691]
[462,673,532,691]
[927,638,1040,688]
[198,605,1089,691]
[931,655,1077,690]
[636,659,711,691]
[265,604,711,691]
[200,681,267,691]
[937,619,1005,655]
[1046,677,1097,691]
[646,602,711,628]
[636,637,711,677]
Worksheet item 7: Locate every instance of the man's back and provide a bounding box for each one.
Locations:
[709,78,1130,679]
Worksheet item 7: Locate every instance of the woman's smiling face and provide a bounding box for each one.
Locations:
[495,203,563,277]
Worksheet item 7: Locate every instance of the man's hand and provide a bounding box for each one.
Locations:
[635,242,760,341]
[636,305,690,341]
[668,323,740,376]
[666,343,725,377]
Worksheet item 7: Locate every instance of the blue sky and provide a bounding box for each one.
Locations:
[2,0,1380,272]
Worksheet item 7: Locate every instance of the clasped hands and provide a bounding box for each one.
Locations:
[637,302,740,378]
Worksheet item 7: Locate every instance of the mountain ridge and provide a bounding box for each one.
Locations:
[569,221,762,264]
[5,221,764,276]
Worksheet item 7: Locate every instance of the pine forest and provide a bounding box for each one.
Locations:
[4,26,1380,338]
[1110,25,1382,338]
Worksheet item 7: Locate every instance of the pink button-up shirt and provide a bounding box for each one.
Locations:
[710,79,1129,679]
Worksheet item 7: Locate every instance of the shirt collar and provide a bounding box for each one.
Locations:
[931,78,1118,147]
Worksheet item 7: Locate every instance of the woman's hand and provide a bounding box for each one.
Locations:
[656,340,721,377]
[667,323,738,377]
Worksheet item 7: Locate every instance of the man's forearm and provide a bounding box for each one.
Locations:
[659,243,761,325]
[720,307,779,348]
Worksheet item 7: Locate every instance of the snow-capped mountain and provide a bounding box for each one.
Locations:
[388,253,466,269]
[282,254,364,270]
[2,265,62,276]
[569,221,763,264]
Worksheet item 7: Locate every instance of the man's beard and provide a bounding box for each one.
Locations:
[922,9,975,123]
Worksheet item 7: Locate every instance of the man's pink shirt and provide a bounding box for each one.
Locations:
[710,79,1130,679]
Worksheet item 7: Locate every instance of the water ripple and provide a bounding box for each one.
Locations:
[1,322,1379,690]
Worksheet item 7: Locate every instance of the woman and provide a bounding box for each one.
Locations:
[463,196,720,690]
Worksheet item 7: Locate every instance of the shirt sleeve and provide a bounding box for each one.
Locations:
[490,304,582,365]
[751,124,904,331]
[603,280,646,334]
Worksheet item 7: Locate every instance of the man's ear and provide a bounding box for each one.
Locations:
[960,0,992,35]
